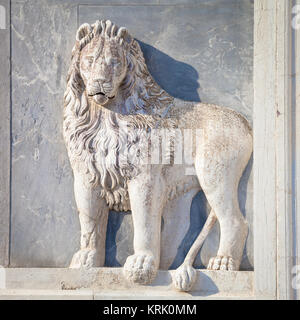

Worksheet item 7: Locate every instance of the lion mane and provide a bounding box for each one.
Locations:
[63,20,174,211]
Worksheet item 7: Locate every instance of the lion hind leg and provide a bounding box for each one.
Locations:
[194,140,250,271]
[202,192,248,270]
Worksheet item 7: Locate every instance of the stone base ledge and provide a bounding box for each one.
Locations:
[0,289,94,300]
[0,268,254,300]
[0,289,254,300]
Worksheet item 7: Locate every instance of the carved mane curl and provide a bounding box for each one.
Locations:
[63,20,174,211]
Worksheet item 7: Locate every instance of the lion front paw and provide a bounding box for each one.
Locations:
[207,256,237,271]
[172,264,197,292]
[69,248,102,269]
[123,253,158,285]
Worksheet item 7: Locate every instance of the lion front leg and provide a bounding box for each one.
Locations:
[123,170,165,285]
[70,169,109,269]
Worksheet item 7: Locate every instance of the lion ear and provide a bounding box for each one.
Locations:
[76,23,92,41]
[117,27,133,46]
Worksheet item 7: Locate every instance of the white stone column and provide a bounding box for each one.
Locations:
[293,0,300,301]
[254,0,299,300]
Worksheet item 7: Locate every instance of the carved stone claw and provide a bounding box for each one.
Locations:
[123,253,158,285]
[172,263,197,292]
[207,256,237,271]
[69,248,102,269]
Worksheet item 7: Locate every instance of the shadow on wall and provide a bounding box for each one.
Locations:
[104,42,253,271]
[105,211,131,267]
[105,159,253,270]
[238,155,253,270]
[138,40,201,102]
[105,43,201,267]
[169,191,210,270]
[169,155,253,271]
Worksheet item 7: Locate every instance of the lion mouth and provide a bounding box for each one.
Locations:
[88,92,115,104]
[88,92,115,99]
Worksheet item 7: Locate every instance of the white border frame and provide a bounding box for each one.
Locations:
[0,0,298,300]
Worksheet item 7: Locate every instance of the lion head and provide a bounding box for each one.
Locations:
[64,19,173,116]
[78,21,130,106]
[63,20,174,211]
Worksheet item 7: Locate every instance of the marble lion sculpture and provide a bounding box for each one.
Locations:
[63,20,253,292]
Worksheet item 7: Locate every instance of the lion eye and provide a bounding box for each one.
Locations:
[111,60,121,69]
[86,56,94,65]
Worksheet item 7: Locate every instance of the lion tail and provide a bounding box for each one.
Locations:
[183,210,217,266]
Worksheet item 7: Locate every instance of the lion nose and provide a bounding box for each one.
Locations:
[88,80,105,91]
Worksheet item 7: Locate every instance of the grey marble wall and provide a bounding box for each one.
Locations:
[9,0,253,270]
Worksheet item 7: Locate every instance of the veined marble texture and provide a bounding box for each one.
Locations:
[10,0,253,271]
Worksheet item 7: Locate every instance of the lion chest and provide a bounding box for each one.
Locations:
[65,108,151,212]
